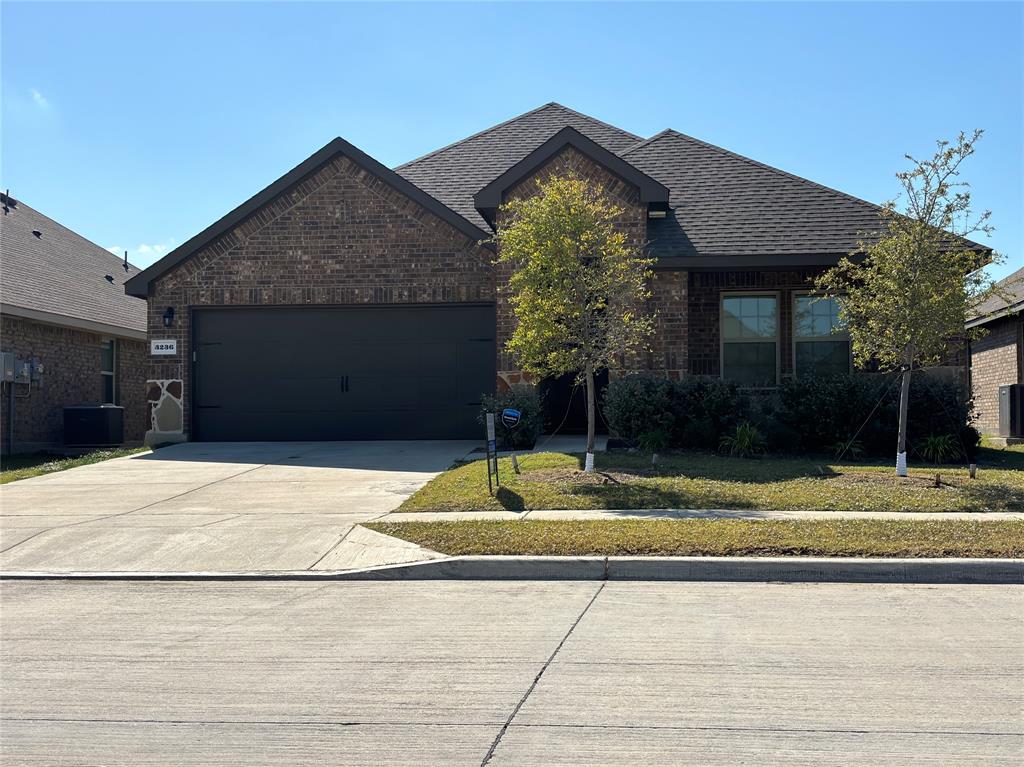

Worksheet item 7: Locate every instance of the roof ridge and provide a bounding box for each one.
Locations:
[545,102,644,143]
[619,128,675,157]
[394,103,560,170]
[394,102,642,170]
[648,128,888,214]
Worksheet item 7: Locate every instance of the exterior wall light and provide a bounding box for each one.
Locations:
[162,307,176,328]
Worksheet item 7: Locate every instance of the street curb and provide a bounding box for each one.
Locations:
[3,556,1021,584]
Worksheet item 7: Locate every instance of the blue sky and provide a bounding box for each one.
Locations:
[2,1,1021,280]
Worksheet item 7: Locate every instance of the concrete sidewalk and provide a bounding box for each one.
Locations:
[382,508,1024,522]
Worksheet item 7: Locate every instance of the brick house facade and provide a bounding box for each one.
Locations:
[143,153,493,438]
[0,316,146,451]
[1,195,148,453]
[968,268,1024,436]
[124,104,987,443]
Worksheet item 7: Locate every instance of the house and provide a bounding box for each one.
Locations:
[967,267,1024,438]
[0,193,147,453]
[124,103,988,444]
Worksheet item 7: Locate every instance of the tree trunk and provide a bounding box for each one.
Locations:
[896,345,914,477]
[584,365,596,473]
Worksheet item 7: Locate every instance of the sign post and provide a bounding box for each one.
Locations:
[485,412,499,494]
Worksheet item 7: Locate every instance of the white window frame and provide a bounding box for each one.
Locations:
[792,292,853,377]
[720,291,781,388]
[101,338,118,405]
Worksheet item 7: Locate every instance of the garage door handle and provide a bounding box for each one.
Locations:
[340,376,349,393]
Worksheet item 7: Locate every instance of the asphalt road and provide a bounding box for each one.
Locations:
[1,580,1021,765]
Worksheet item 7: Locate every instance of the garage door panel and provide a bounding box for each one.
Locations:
[192,306,495,440]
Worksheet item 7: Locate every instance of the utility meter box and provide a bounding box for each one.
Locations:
[0,352,14,383]
[998,383,1024,439]
[14,359,31,384]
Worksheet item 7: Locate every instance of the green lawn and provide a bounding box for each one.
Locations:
[398,448,1024,514]
[0,447,149,484]
[367,519,1024,558]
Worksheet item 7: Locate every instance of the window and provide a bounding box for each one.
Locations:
[793,294,851,377]
[100,338,117,404]
[721,294,778,386]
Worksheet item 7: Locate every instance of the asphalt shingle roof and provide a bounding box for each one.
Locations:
[969,266,1024,325]
[0,194,146,334]
[395,103,991,260]
[395,103,642,231]
[623,129,889,257]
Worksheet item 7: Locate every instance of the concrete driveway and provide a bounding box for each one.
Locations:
[0,441,476,573]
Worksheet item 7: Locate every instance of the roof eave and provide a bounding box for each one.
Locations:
[1,303,146,340]
[966,300,1024,329]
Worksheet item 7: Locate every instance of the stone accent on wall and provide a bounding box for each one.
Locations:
[146,153,496,436]
[970,315,1023,434]
[0,314,146,453]
[146,379,184,435]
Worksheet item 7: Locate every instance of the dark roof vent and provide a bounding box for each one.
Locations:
[104,275,115,283]
[32,230,42,239]
[1,190,16,214]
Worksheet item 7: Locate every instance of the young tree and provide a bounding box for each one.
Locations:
[495,175,656,472]
[815,130,1002,476]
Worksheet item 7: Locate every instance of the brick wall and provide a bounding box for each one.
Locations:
[687,269,826,378]
[970,314,1023,434]
[0,315,146,452]
[147,154,495,435]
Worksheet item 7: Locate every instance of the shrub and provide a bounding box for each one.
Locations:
[604,375,748,451]
[719,421,767,458]
[672,378,748,447]
[602,374,676,444]
[771,372,978,459]
[479,385,544,450]
[916,434,958,465]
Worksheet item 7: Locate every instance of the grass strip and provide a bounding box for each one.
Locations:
[367,519,1024,559]
[399,450,1024,514]
[0,447,149,484]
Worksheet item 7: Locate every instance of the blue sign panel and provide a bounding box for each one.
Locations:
[501,408,522,429]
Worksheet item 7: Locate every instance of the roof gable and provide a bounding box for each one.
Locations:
[395,103,642,230]
[473,127,669,227]
[0,194,146,336]
[125,137,492,297]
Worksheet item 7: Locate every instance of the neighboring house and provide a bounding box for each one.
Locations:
[124,103,988,444]
[967,267,1024,436]
[0,193,147,453]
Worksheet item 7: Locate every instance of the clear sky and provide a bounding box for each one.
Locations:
[2,1,1021,280]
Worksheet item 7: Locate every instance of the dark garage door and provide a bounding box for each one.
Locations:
[192,305,495,441]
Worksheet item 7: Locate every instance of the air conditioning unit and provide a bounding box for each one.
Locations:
[64,405,124,447]
[998,384,1024,438]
